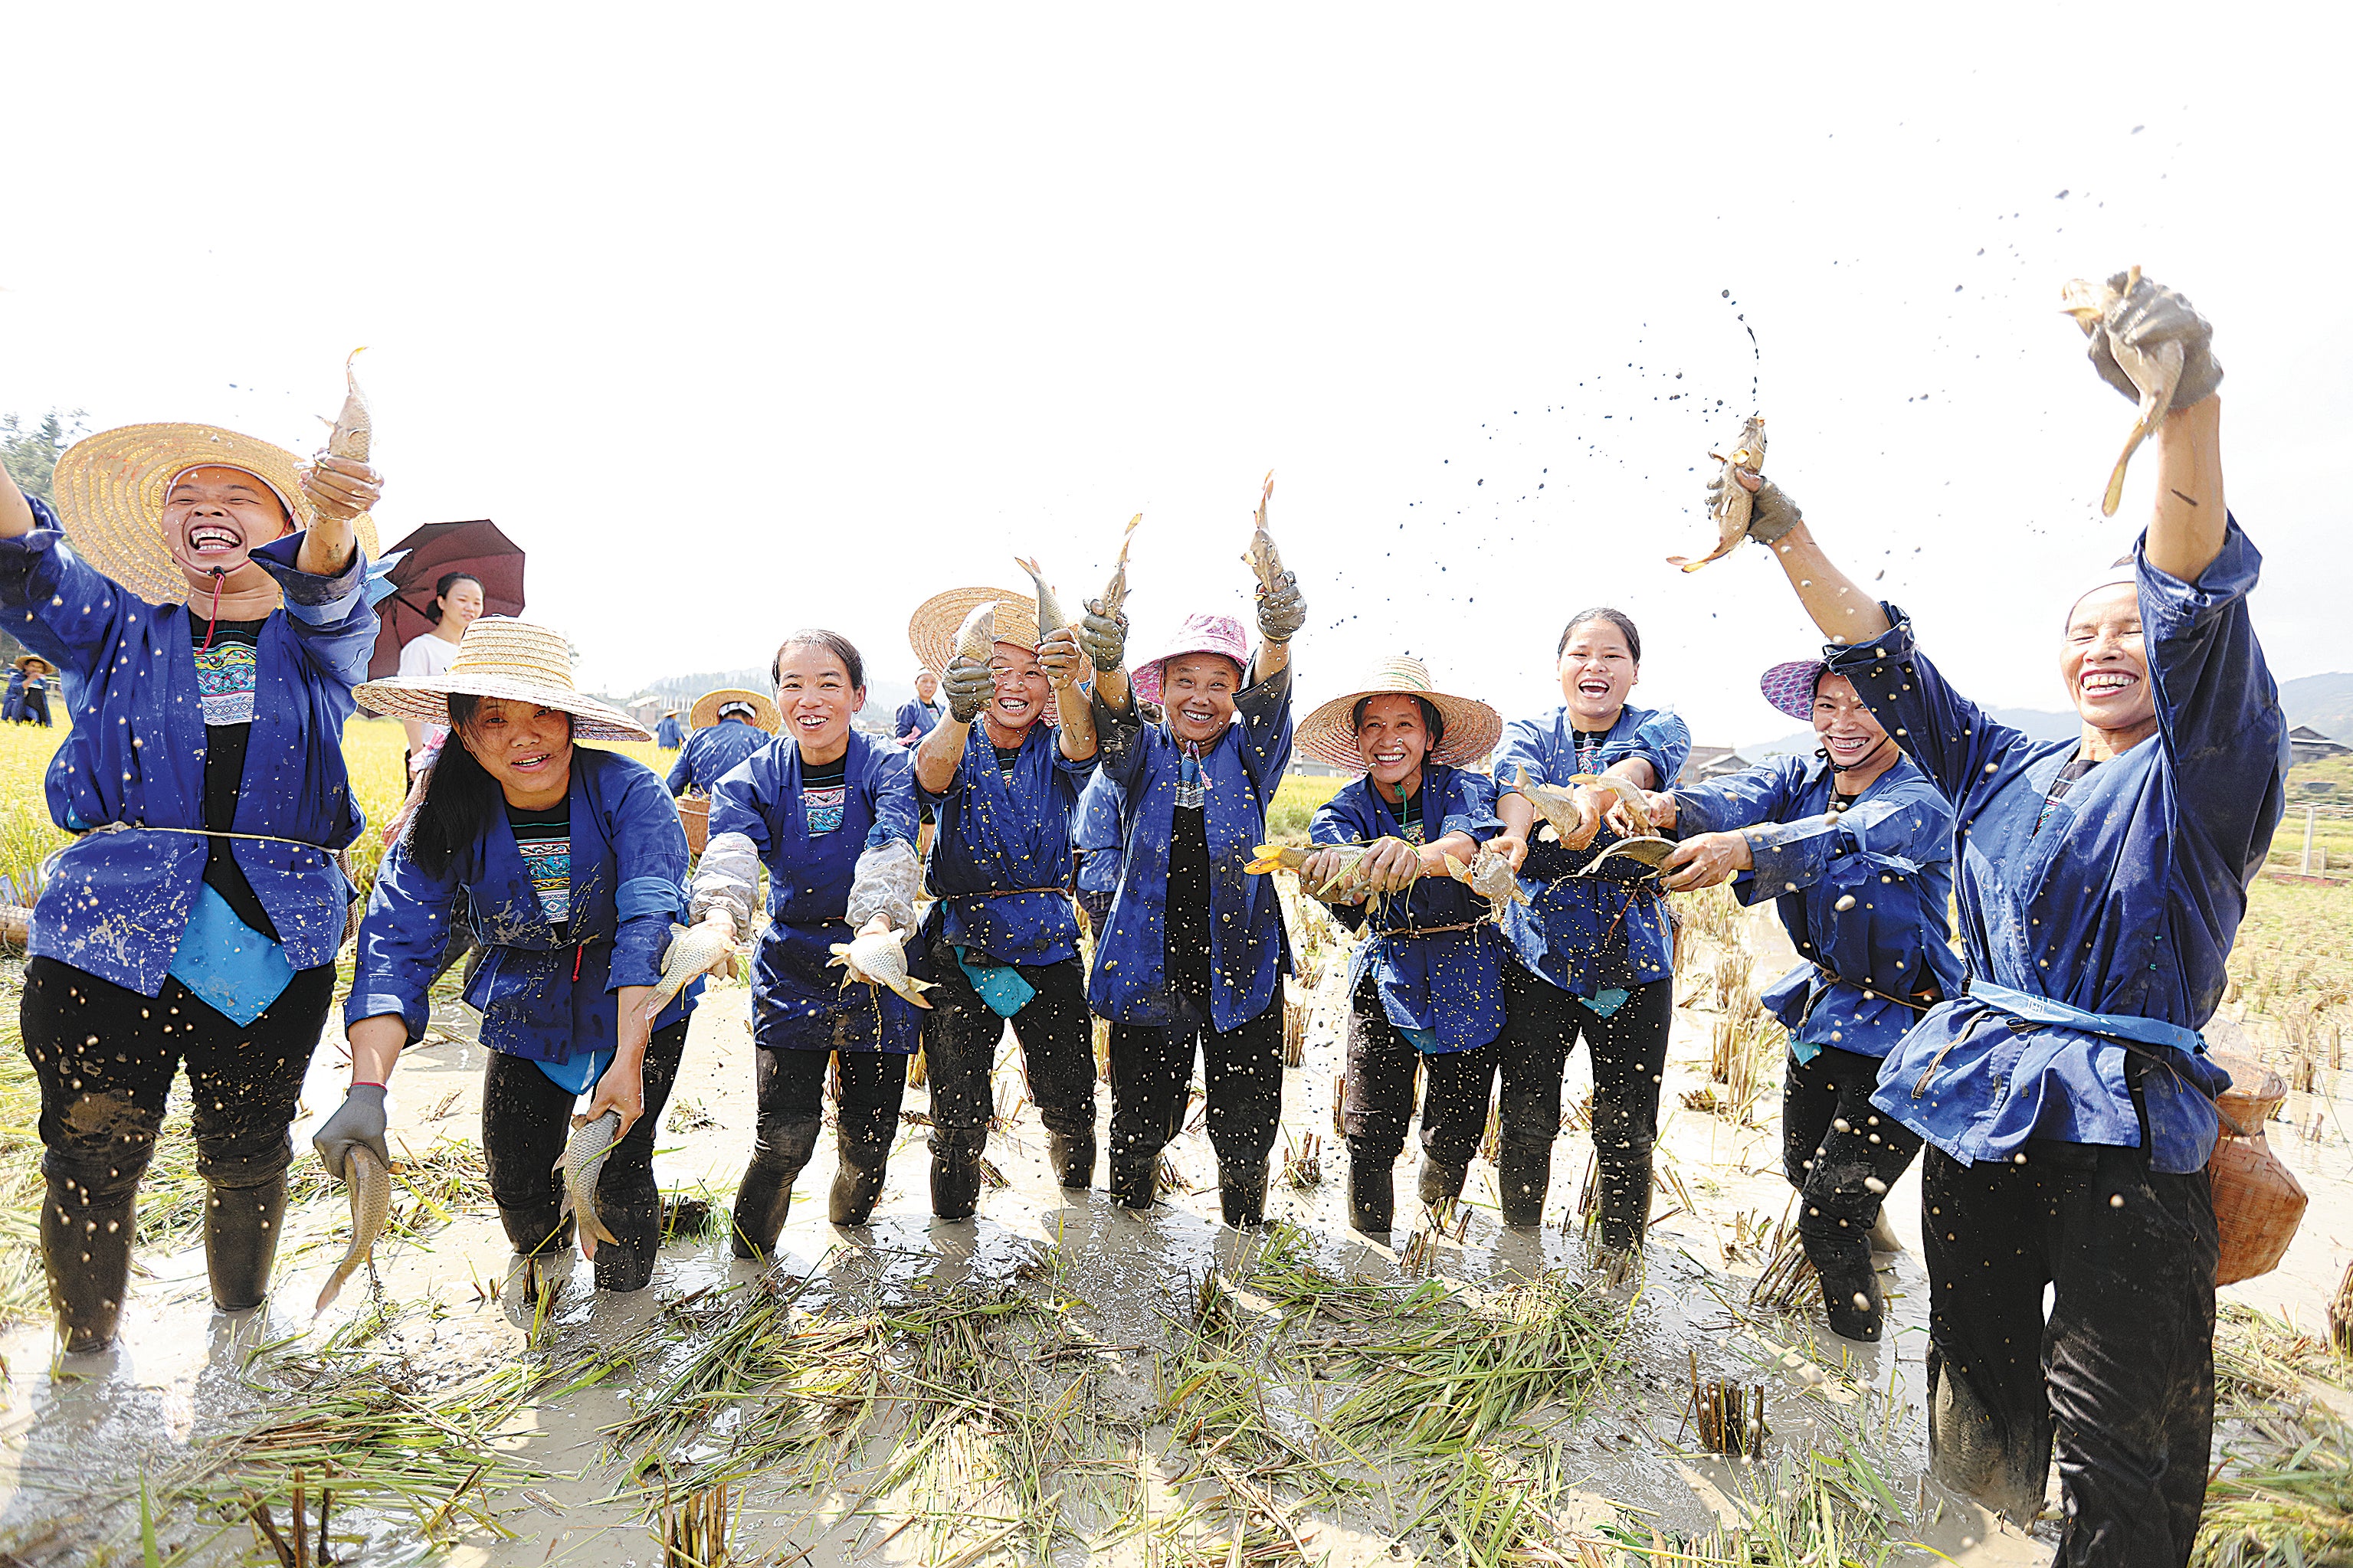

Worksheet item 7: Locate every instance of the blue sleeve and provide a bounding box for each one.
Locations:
[1598,710,1689,790]
[1740,774,1952,907]
[1825,607,2035,807]
[1440,768,1503,842]
[864,739,919,850]
[0,503,133,679]
[346,838,463,1045]
[709,751,775,859]
[1673,758,1808,836]
[666,737,694,797]
[1310,787,1368,846]
[1092,690,1150,789]
[251,533,375,689]
[607,761,693,991]
[1493,716,1552,791]
[1234,661,1294,791]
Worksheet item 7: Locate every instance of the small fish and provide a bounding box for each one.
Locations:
[1014,556,1068,648]
[954,601,998,666]
[561,1110,623,1258]
[1510,767,1592,847]
[1670,415,1767,572]
[2060,265,2181,516]
[828,915,937,1008]
[1246,841,1409,903]
[323,347,372,463]
[643,910,736,1020]
[1444,847,1531,920]
[1558,836,1679,879]
[1569,773,1654,836]
[315,1144,391,1312]
[1099,513,1143,621]
[1243,471,1286,594]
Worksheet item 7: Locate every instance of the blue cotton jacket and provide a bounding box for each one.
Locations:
[1673,754,1961,1062]
[1073,771,1126,895]
[1494,703,1690,998]
[0,498,374,994]
[1832,520,2286,1174]
[710,729,923,1053]
[349,748,697,1062]
[1088,665,1293,1030]
[667,719,773,797]
[655,712,683,749]
[895,697,943,746]
[1310,764,1509,1052]
[920,722,1096,967]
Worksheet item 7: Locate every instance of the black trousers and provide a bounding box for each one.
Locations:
[23,955,336,1203]
[1497,964,1671,1154]
[1922,1141,2217,1563]
[1107,991,1283,1170]
[1341,976,1496,1167]
[482,1020,688,1293]
[750,1046,908,1167]
[1782,1043,1922,1249]
[919,938,1096,1150]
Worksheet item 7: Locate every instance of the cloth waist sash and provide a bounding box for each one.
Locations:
[1968,981,2205,1059]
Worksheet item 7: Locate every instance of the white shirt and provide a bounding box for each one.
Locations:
[398,631,464,750]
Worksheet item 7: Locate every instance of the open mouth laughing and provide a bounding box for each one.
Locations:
[186,524,243,555]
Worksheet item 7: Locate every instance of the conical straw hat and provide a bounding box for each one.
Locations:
[1296,655,1503,771]
[354,617,651,742]
[49,423,380,607]
[690,686,781,732]
[907,586,1045,677]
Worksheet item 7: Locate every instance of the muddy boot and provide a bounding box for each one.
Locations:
[590,1190,660,1295]
[1807,1232,1884,1342]
[1867,1207,1904,1253]
[828,1128,890,1227]
[1109,1145,1158,1210]
[204,1175,287,1314]
[1346,1146,1394,1236]
[1217,1157,1270,1229]
[1496,1140,1551,1228]
[1592,1150,1652,1258]
[929,1130,986,1221]
[1046,1126,1096,1190]
[1417,1154,1469,1212]
[1928,1354,2048,1524]
[732,1115,821,1259]
[42,1179,134,1354]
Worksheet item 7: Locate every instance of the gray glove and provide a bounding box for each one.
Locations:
[1255,572,1307,643]
[1077,600,1128,673]
[942,656,993,724]
[846,837,922,932]
[313,1084,389,1180]
[2079,271,2223,408]
[689,830,760,942]
[1735,475,1803,544]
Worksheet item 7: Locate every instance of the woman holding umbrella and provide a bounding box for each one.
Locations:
[395,571,485,782]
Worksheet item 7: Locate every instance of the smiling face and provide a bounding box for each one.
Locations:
[438,577,486,636]
[457,697,575,808]
[775,642,865,763]
[981,640,1053,745]
[1162,654,1241,745]
[165,466,293,588]
[1356,694,1432,797]
[2062,583,2157,745]
[1556,618,1639,727]
[916,671,939,702]
[1811,673,1889,770]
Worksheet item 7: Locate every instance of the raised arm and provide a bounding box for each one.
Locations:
[0,463,32,540]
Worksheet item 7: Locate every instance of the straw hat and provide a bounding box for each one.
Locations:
[906,585,1050,678]
[1296,655,1503,771]
[49,424,381,607]
[12,654,53,675]
[1132,614,1250,704]
[691,686,781,733]
[354,617,651,742]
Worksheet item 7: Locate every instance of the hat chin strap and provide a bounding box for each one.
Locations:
[198,569,226,650]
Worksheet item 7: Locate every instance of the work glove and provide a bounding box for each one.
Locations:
[1077,600,1129,673]
[313,1084,389,1180]
[1255,572,1307,644]
[942,656,993,725]
[2076,271,2223,409]
[1702,471,1803,544]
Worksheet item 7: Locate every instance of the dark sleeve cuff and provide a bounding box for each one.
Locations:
[253,532,368,624]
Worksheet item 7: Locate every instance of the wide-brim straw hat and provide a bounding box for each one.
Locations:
[12,654,53,674]
[1132,614,1250,704]
[1296,655,1503,771]
[908,585,1057,677]
[49,424,381,607]
[691,686,780,733]
[353,617,651,742]
[1759,659,1828,721]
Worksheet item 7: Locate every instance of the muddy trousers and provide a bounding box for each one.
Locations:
[1783,1044,1922,1338]
[1106,990,1283,1219]
[1921,1143,2216,1563]
[1495,965,1671,1242]
[919,942,1098,1203]
[734,1047,909,1247]
[481,1021,687,1295]
[21,956,336,1347]
[1342,977,1497,1230]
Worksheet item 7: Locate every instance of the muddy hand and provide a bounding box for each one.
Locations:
[1705,470,1802,544]
[1488,832,1529,874]
[580,1059,647,1141]
[1637,791,1679,831]
[1077,599,1128,673]
[1360,836,1423,895]
[2079,271,2223,409]
[942,655,993,723]
[1660,831,1752,893]
[301,454,382,522]
[1255,573,1306,644]
[1038,625,1084,691]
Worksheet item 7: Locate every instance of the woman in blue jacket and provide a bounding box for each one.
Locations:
[689,630,924,1252]
[1294,657,1508,1236]
[1730,272,2279,1563]
[323,618,700,1295]
[1647,658,1961,1340]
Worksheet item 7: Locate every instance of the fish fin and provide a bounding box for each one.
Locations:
[1442,853,1470,880]
[314,1275,343,1314]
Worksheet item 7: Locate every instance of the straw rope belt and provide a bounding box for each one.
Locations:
[942,886,1075,900]
[1374,917,1491,940]
[80,822,336,854]
[1804,957,1942,1016]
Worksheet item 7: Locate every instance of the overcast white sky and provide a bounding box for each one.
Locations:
[3,5,2345,746]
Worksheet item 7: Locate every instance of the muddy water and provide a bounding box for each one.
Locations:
[0,908,2341,1566]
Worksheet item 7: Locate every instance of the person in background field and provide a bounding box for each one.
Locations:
[325,619,700,1294]
[1072,769,1125,937]
[688,630,925,1253]
[656,708,684,751]
[906,588,1098,1211]
[667,686,781,797]
[1077,545,1306,1227]
[1294,657,1509,1238]
[395,570,486,789]
[896,669,945,747]
[1489,608,1689,1269]
[0,414,382,1352]
[1641,658,1961,1340]
[1733,271,2276,1564]
[3,653,55,725]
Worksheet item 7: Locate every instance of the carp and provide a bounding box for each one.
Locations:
[1670,415,1767,572]
[1098,513,1143,622]
[2060,265,2181,516]
[1510,767,1595,848]
[1014,555,1069,647]
[828,915,937,1009]
[561,1109,623,1258]
[315,1143,391,1313]
[1570,772,1656,836]
[1444,846,1531,920]
[1244,471,1287,594]
[642,909,736,1020]
[954,601,998,666]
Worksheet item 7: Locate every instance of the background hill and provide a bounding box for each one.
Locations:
[2283,673,2353,741]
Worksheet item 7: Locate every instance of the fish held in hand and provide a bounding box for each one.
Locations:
[1671,415,1767,572]
[561,1110,623,1257]
[1570,772,1654,835]
[1014,556,1068,646]
[1243,471,1287,593]
[1560,836,1678,880]
[828,915,937,1009]
[1511,767,1593,848]
[2060,265,2181,516]
[644,911,736,1020]
[324,347,372,463]
[1444,847,1530,919]
[954,601,998,665]
[1099,513,1143,621]
[315,1144,391,1313]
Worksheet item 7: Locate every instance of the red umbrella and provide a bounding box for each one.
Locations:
[367,519,528,680]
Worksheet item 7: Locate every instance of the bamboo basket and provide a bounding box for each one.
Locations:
[677,796,710,856]
[2207,1052,2305,1287]
[0,905,31,954]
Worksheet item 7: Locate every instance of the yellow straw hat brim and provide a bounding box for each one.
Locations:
[691,686,781,733]
[908,585,1084,679]
[352,617,651,744]
[1297,661,1503,772]
[49,424,380,607]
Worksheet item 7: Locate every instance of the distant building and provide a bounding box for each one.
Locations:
[1681,745,1738,783]
[624,694,667,732]
[2289,725,2350,767]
